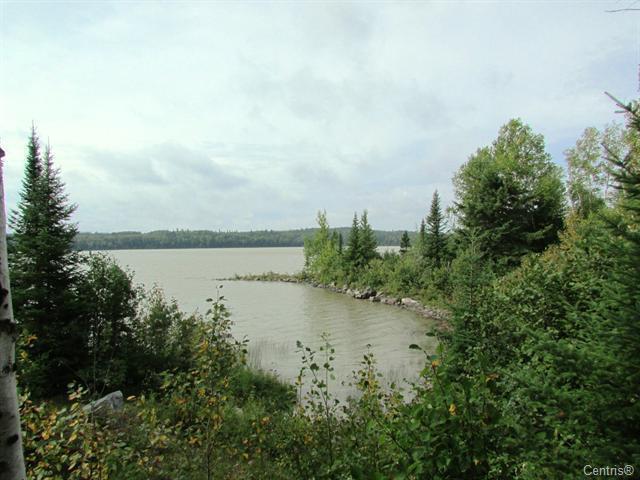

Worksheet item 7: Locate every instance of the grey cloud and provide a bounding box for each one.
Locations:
[78,144,246,190]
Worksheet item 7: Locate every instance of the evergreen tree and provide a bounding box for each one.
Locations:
[603,97,640,444]
[358,210,378,266]
[425,190,446,266]
[418,219,427,258]
[399,231,411,254]
[345,212,360,268]
[9,129,83,396]
[453,119,565,268]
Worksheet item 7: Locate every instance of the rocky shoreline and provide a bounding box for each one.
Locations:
[224,272,451,328]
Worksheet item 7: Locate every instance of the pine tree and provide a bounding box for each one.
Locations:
[9,129,83,396]
[425,190,446,266]
[400,231,411,254]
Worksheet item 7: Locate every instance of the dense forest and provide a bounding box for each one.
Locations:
[2,97,639,479]
[73,228,409,251]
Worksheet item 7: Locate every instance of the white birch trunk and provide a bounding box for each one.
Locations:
[0,146,26,479]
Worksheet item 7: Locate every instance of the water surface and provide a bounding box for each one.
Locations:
[104,247,436,399]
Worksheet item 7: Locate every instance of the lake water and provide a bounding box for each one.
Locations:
[102,247,437,400]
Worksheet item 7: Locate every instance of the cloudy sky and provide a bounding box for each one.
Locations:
[0,1,637,232]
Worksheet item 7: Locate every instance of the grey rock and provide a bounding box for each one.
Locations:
[401,298,421,309]
[83,391,124,416]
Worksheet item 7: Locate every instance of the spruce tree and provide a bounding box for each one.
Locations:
[9,129,83,396]
[603,96,640,446]
[425,190,446,266]
[417,219,427,259]
[345,212,360,268]
[453,119,565,267]
[400,231,411,254]
[358,210,378,266]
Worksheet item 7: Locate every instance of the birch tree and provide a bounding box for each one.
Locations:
[0,145,26,479]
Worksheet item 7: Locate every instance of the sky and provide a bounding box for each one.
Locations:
[0,0,637,233]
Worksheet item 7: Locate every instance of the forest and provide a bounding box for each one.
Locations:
[73,228,407,251]
[1,97,638,479]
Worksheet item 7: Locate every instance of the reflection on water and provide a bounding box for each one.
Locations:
[104,247,437,400]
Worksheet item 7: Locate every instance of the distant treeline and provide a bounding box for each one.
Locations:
[73,228,412,251]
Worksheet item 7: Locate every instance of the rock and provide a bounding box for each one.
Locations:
[83,391,124,416]
[354,288,375,300]
[381,296,398,305]
[401,298,421,309]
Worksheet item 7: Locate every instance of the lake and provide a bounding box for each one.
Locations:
[102,247,437,400]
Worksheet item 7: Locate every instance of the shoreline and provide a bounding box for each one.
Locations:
[222,271,451,330]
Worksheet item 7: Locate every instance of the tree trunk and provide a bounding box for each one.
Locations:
[0,146,27,479]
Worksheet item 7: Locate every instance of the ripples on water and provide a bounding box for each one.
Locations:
[104,247,438,401]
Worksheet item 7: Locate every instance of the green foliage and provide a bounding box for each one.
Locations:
[154,294,248,478]
[565,126,607,217]
[454,119,565,269]
[295,334,339,470]
[418,218,427,257]
[78,254,139,392]
[399,230,411,254]
[425,190,446,266]
[343,210,379,274]
[10,127,84,396]
[344,212,361,271]
[358,210,379,267]
[303,211,345,284]
[21,385,143,480]
[436,213,640,476]
[393,345,498,479]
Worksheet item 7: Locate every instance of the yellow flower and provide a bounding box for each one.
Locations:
[449,403,457,416]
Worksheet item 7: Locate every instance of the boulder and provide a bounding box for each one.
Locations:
[83,390,124,416]
[354,288,375,300]
[381,296,399,305]
[401,298,421,309]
